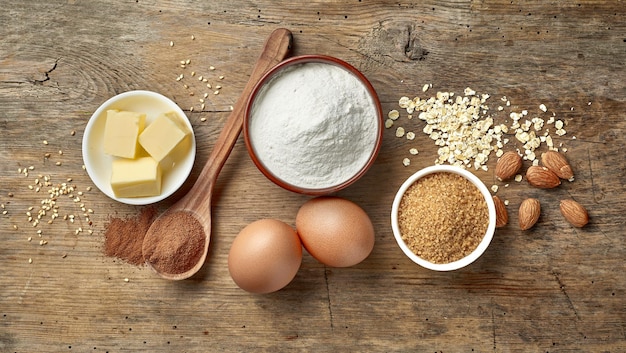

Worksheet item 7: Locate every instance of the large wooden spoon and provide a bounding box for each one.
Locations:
[142,28,293,280]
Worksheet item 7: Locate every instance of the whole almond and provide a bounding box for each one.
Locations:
[560,199,589,227]
[493,195,508,228]
[495,151,523,181]
[541,151,574,180]
[526,165,561,188]
[519,198,541,230]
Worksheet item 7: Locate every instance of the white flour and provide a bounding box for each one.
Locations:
[249,62,379,190]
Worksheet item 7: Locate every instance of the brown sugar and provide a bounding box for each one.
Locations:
[397,172,489,264]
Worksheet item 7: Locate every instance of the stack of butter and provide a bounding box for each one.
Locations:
[103,110,191,198]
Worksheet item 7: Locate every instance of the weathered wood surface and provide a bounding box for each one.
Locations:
[1,1,624,352]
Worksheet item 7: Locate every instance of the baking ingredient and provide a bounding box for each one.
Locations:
[110,157,162,198]
[396,172,489,264]
[541,151,574,180]
[104,207,157,265]
[560,199,589,228]
[519,198,541,230]
[295,196,375,267]
[526,165,561,189]
[495,151,522,181]
[493,195,508,228]
[138,111,191,168]
[103,110,146,158]
[228,219,302,293]
[248,62,379,190]
[142,211,205,275]
[389,86,572,168]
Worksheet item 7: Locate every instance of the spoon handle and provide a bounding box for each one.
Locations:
[179,28,293,209]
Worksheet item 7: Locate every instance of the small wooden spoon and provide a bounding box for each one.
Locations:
[142,28,293,280]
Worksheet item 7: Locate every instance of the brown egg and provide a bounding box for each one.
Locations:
[228,219,302,294]
[296,196,375,267]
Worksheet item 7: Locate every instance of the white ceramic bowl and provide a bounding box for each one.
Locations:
[391,165,496,271]
[82,90,196,205]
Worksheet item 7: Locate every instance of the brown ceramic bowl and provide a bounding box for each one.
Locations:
[244,55,383,195]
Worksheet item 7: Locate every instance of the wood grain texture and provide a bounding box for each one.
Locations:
[1,0,625,352]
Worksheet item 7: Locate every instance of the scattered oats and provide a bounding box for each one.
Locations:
[464,87,476,96]
[124,278,130,282]
[200,117,207,122]
[395,127,405,138]
[402,158,411,167]
[62,253,67,258]
[209,66,215,70]
[495,149,504,157]
[491,185,499,193]
[201,103,205,110]
[539,103,547,112]
[55,162,62,166]
[191,34,195,40]
[219,75,225,80]
[183,84,189,89]
[388,110,400,120]
[562,147,568,152]
[71,130,76,136]
[27,236,32,242]
[422,83,430,92]
[504,183,509,188]
[409,148,419,155]
[43,140,48,145]
[28,166,35,170]
[169,41,174,47]
[215,85,222,90]
[514,174,523,182]
[214,90,220,95]
[385,119,394,129]
[229,106,234,111]
[198,75,203,81]
[504,199,509,206]
[554,120,564,129]
[190,106,194,112]
[86,186,92,191]
[28,258,32,264]
[203,92,209,98]
[406,131,416,140]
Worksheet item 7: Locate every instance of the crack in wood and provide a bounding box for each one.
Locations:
[324,267,334,331]
[552,271,581,321]
[33,58,59,85]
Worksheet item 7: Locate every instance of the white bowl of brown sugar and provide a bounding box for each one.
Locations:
[391,165,496,271]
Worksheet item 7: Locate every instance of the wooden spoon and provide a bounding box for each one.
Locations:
[142,28,293,280]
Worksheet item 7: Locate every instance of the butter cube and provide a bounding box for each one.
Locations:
[103,110,146,159]
[110,157,162,198]
[139,111,191,168]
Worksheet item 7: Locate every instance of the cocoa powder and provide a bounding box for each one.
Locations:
[142,211,205,275]
[104,207,157,266]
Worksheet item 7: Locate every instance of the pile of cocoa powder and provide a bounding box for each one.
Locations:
[103,207,157,266]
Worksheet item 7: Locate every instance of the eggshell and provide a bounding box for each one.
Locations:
[228,219,302,294]
[296,196,375,267]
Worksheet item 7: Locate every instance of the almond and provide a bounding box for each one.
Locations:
[526,165,561,188]
[495,151,522,181]
[541,151,574,180]
[493,195,508,228]
[560,199,589,228]
[519,198,541,230]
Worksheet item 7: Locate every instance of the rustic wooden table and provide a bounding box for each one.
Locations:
[1,1,624,352]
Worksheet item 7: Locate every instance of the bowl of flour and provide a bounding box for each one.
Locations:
[244,55,383,195]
